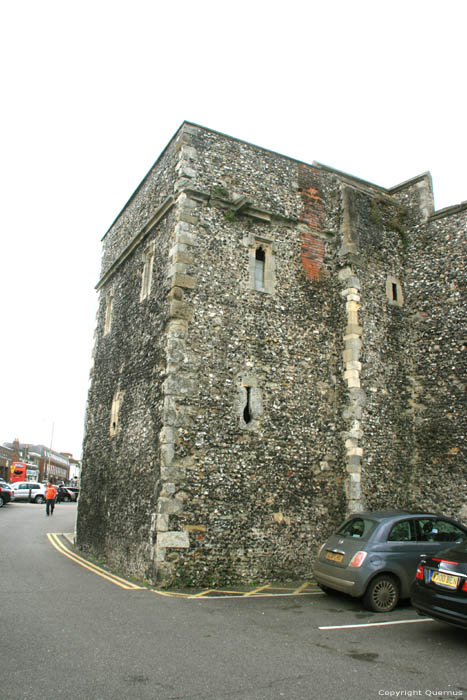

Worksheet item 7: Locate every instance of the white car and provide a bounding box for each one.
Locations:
[10,482,47,504]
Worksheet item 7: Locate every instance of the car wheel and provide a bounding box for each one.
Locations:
[363,575,399,613]
[63,495,71,502]
[0,496,4,507]
[35,495,46,504]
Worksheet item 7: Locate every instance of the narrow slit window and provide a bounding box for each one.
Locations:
[243,387,252,424]
[104,292,113,335]
[238,378,263,430]
[110,391,124,437]
[386,276,404,307]
[255,247,265,291]
[140,243,155,301]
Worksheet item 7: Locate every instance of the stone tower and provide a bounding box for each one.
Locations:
[76,123,466,587]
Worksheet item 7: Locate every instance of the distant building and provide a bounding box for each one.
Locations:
[0,444,16,481]
[77,122,466,588]
[63,453,82,484]
[3,440,71,482]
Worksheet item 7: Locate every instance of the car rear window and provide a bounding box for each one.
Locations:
[337,517,376,539]
[414,518,466,543]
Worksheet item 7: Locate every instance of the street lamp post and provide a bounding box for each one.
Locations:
[46,422,54,481]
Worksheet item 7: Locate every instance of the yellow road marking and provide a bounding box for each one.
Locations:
[199,589,245,596]
[47,533,143,590]
[261,586,296,591]
[190,589,218,598]
[149,589,191,597]
[244,584,271,597]
[48,534,321,598]
[292,581,313,594]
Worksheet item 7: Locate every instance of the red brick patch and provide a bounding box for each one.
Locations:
[298,164,326,280]
[301,237,324,280]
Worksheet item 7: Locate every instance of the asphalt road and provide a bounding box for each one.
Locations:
[1,501,466,700]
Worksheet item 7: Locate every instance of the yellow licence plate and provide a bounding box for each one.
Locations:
[325,551,344,563]
[432,571,459,588]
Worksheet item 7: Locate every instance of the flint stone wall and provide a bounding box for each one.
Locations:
[405,205,466,515]
[77,123,466,587]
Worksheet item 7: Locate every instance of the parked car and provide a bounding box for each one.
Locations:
[57,486,79,502]
[411,541,467,629]
[313,510,467,612]
[0,483,15,506]
[10,482,47,504]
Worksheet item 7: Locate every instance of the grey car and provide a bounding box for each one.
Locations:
[9,482,47,504]
[313,510,467,612]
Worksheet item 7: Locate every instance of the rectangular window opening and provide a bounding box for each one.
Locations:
[255,247,265,291]
[104,292,113,335]
[140,244,155,301]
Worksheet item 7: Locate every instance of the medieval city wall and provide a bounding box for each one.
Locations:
[99,134,180,276]
[340,183,424,509]
[77,123,466,587]
[405,203,467,518]
[153,126,348,585]
[77,187,178,581]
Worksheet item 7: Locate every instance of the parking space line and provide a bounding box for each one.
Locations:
[154,586,324,600]
[193,591,325,599]
[189,589,219,598]
[244,584,271,597]
[200,589,246,596]
[292,582,313,594]
[319,618,434,630]
[149,589,192,597]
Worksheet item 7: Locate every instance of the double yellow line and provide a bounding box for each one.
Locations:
[47,534,322,598]
[47,533,143,590]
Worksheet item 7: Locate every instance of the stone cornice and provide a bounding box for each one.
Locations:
[95,196,175,290]
[95,182,331,291]
[183,187,297,224]
[430,200,467,221]
[387,172,432,194]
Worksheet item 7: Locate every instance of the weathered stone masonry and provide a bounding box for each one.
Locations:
[77,122,466,587]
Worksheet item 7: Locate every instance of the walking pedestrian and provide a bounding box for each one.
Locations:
[45,482,57,516]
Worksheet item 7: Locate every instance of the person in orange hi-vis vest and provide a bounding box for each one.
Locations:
[45,483,57,516]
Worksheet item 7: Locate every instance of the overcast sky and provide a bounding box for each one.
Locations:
[1,0,465,459]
